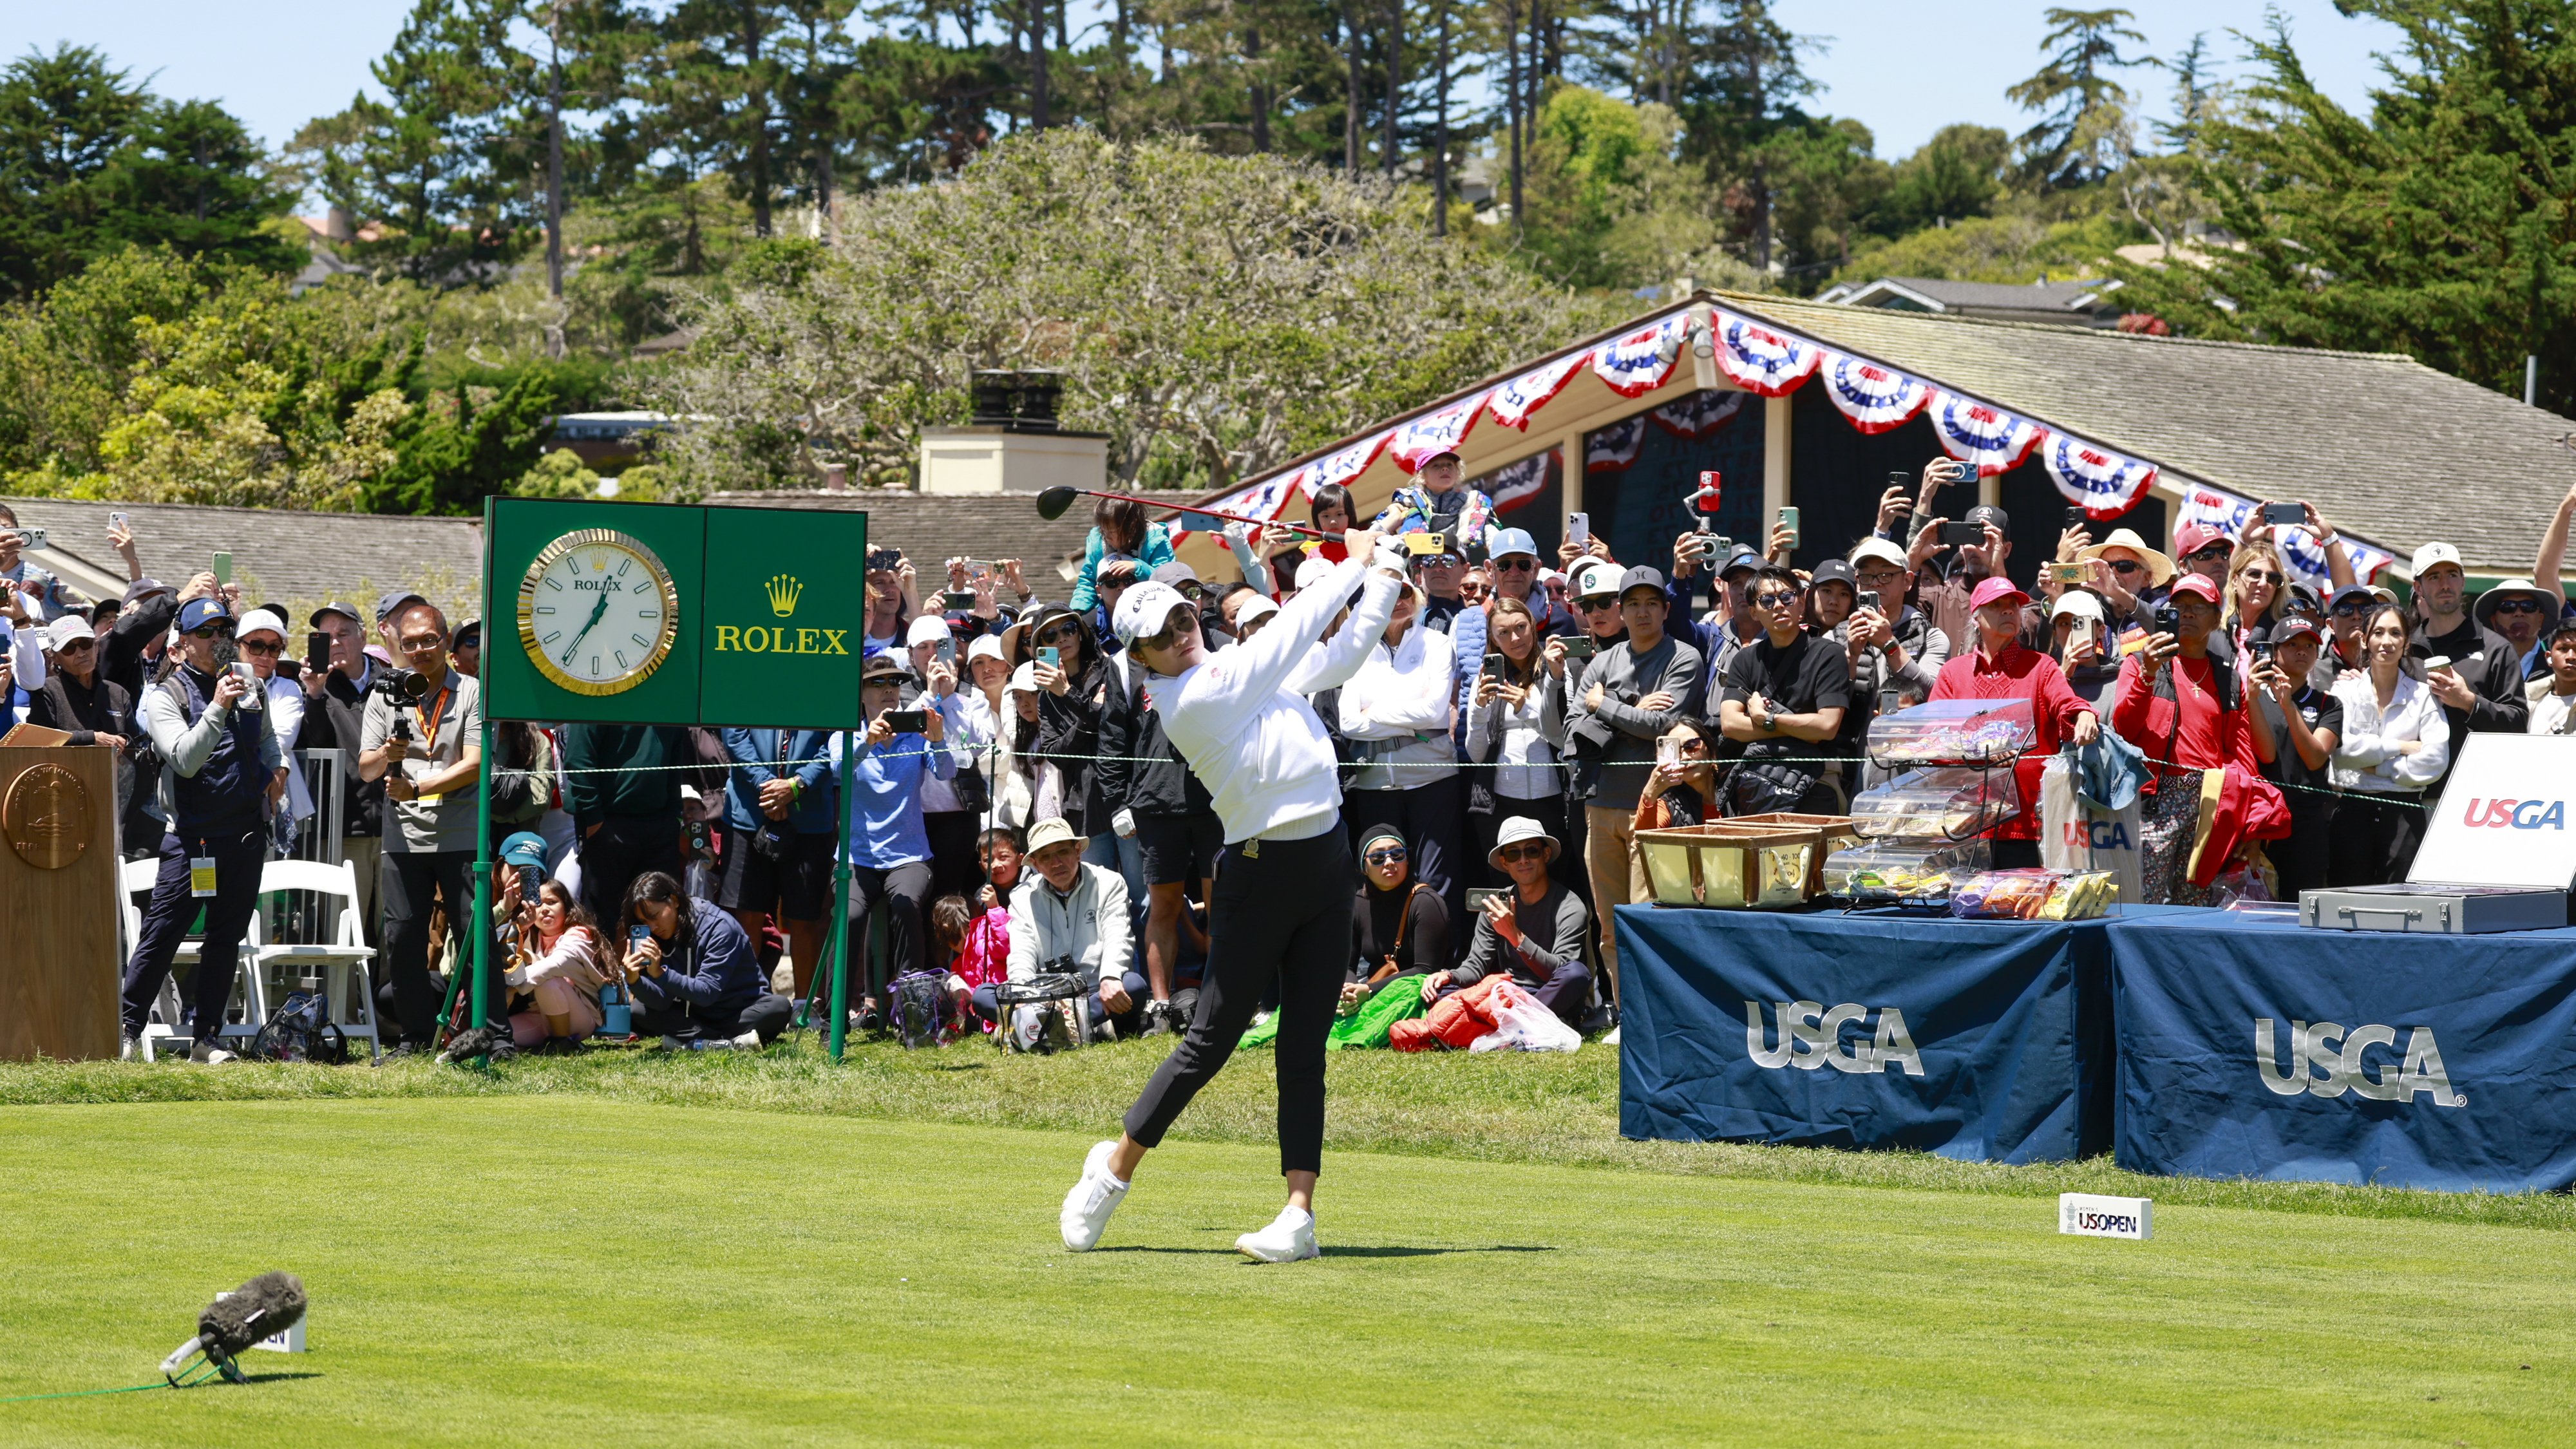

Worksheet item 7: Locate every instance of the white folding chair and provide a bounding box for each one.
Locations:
[118,857,268,1061]
[251,858,381,1063]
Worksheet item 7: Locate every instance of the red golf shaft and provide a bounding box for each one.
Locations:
[1088,488,1330,540]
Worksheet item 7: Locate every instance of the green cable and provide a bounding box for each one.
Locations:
[0,1382,175,1404]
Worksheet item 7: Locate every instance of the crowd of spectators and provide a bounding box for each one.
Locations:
[4,464,2571,1061]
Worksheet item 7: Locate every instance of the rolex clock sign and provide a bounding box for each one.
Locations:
[484,498,869,728]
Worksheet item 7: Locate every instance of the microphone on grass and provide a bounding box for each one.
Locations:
[161,1272,307,1385]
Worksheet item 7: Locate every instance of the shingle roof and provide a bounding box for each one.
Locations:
[1720,293,2569,573]
[704,488,1210,591]
[3,497,484,624]
[1859,277,2110,312]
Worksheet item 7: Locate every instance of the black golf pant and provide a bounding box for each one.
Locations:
[120,824,264,1043]
[844,860,933,999]
[1123,826,1354,1177]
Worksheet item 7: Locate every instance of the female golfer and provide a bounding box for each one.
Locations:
[1059,524,1403,1262]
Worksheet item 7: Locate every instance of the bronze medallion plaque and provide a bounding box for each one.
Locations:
[4,762,90,870]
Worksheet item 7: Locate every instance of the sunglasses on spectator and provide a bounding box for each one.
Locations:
[1364,848,1407,865]
[2104,559,2143,574]
[185,623,234,639]
[2240,569,2285,585]
[2331,600,2366,616]
[1035,621,1085,645]
[56,638,94,654]
[1492,558,1537,572]
[2188,544,2233,561]
[238,638,283,656]
[1855,569,1906,587]
[2490,598,2548,615]
[1495,843,1548,863]
[1752,591,1799,609]
[1577,596,1618,612]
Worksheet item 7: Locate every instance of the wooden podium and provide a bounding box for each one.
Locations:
[0,744,121,1061]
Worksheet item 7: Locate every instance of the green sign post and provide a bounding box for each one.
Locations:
[473,498,871,1059]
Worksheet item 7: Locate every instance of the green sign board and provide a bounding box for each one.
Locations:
[481,497,869,728]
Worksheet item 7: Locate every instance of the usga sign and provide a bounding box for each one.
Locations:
[1744,1000,1924,1075]
[2059,1193,2152,1240]
[2457,797,2568,829]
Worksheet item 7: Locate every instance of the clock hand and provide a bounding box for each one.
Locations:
[562,589,612,665]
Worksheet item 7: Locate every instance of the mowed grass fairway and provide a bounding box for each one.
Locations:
[1,1047,2571,1446]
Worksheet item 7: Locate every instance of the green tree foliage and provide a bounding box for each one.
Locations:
[2111,0,2576,409]
[1873,124,2011,236]
[647,128,1618,494]
[2005,7,2151,191]
[0,45,297,298]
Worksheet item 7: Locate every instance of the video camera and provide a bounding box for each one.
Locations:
[370,667,430,738]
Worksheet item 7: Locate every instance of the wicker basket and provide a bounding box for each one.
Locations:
[1727,811,1865,896]
[1634,822,1821,909]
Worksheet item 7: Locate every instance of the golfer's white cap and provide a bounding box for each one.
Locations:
[1113,581,1191,647]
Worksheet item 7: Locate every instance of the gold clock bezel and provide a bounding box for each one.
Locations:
[516,528,682,697]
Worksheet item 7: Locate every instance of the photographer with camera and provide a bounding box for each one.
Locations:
[617,869,791,1049]
[492,833,607,1051]
[357,600,486,1054]
[830,651,954,1025]
[1003,817,1142,1041]
[118,598,279,1062]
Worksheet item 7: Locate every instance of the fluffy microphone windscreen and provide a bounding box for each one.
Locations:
[199,1272,307,1359]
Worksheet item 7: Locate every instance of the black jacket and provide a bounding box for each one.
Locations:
[310,662,388,837]
[28,668,132,746]
[1096,660,1211,820]
[560,724,687,828]
[1035,652,1112,833]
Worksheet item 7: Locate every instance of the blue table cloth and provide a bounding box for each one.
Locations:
[1617,903,2204,1164]
[2109,909,2576,1191]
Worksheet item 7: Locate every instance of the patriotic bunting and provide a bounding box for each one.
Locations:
[1485,351,1589,431]
[1816,351,1932,433]
[1586,415,1647,472]
[2175,484,2396,591]
[1483,450,1556,512]
[1385,390,1490,473]
[1590,315,1689,398]
[1166,473,1299,544]
[1929,389,2047,478]
[1307,428,1392,497]
[1646,389,1747,440]
[2041,435,2158,520]
[1709,309,1824,396]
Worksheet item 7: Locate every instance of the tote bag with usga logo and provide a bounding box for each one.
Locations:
[2040,753,2145,905]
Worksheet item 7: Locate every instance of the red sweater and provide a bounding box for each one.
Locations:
[1929,645,2092,841]
[2108,652,2262,790]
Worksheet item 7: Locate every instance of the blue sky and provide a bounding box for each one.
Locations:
[3,0,2408,173]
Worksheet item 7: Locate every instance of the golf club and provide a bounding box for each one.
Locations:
[1033,485,1333,540]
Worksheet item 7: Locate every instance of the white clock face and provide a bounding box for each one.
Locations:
[516,531,680,696]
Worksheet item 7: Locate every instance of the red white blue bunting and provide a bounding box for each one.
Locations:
[2175,483,2395,590]
[2041,435,2158,521]
[1303,428,1392,499]
[1816,351,1932,433]
[1385,390,1489,473]
[1930,389,2047,478]
[1585,415,1647,472]
[1645,389,1746,440]
[1485,351,1589,431]
[1483,449,1557,511]
[1167,473,1302,544]
[1589,315,1689,398]
[1709,309,1824,397]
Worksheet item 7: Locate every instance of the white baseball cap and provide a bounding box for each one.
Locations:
[1294,555,1340,592]
[1112,580,1192,647]
[2410,541,2464,576]
[44,614,95,650]
[966,634,1008,667]
[905,614,952,647]
[2050,589,2106,625]
[1849,537,1908,571]
[236,607,288,642]
[1573,560,1623,598]
[1008,661,1040,696]
[1235,594,1280,629]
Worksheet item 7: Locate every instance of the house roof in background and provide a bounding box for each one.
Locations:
[1,498,484,624]
[1725,293,2570,572]
[1815,276,2116,321]
[704,488,1209,589]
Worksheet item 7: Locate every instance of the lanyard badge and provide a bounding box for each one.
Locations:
[189,853,218,897]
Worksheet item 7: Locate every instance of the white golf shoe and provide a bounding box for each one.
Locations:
[1059,1140,1129,1251]
[1235,1206,1320,1264]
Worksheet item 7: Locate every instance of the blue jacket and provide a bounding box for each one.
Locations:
[627,899,766,1019]
[719,728,837,833]
[835,731,956,868]
[1069,522,1177,612]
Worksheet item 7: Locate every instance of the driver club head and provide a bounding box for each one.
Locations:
[1034,486,1080,522]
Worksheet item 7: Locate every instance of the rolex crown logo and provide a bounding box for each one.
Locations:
[765,574,803,618]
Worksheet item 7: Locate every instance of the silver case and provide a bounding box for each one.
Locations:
[2300,883,2567,935]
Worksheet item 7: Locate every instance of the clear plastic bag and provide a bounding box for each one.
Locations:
[1822,837,1991,905]
[1468,980,1582,1054]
